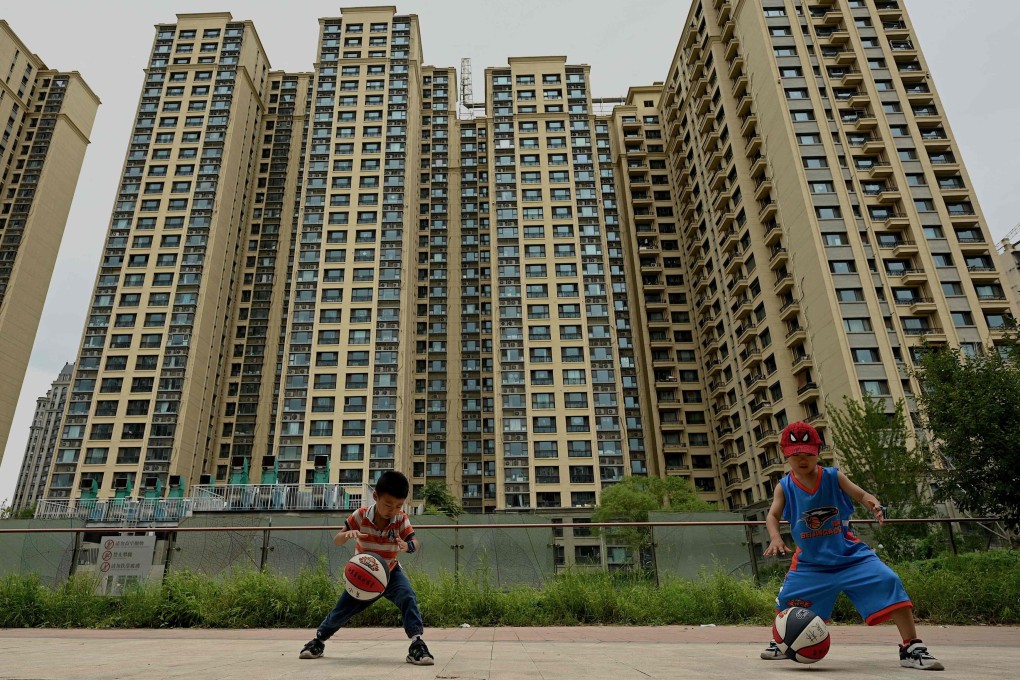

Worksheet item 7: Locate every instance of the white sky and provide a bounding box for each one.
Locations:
[2,0,1019,505]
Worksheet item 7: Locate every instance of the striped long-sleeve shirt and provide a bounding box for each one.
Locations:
[344,504,415,570]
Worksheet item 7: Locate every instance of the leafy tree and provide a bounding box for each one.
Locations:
[828,395,934,517]
[420,480,462,519]
[0,500,36,520]
[828,395,937,561]
[914,336,1020,530]
[592,476,714,569]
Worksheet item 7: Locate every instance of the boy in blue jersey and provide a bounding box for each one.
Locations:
[760,421,943,671]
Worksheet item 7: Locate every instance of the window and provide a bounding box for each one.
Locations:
[803,157,828,169]
[837,288,865,302]
[860,380,890,396]
[852,348,880,363]
[843,318,873,332]
[816,206,842,219]
[829,260,856,273]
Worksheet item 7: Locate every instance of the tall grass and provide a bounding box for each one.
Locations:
[0,550,1016,629]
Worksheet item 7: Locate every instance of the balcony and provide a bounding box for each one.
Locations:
[785,326,807,346]
[763,221,783,247]
[966,265,1000,281]
[769,245,788,267]
[797,381,820,401]
[774,272,794,294]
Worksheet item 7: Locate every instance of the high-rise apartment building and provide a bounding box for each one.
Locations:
[44,2,1015,514]
[642,0,1016,511]
[996,234,1020,304]
[12,363,72,511]
[0,22,98,465]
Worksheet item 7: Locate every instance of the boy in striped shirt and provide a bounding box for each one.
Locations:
[299,470,434,665]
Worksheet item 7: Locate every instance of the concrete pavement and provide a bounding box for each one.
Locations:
[1,625,1016,679]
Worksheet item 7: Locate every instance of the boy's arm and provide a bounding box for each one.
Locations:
[395,515,420,553]
[333,513,364,546]
[763,484,790,557]
[836,470,884,525]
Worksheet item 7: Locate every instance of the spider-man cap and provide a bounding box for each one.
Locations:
[780,421,822,456]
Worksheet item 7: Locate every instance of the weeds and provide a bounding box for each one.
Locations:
[0,550,1016,628]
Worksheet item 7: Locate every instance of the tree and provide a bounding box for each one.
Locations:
[420,480,462,519]
[828,395,936,561]
[914,336,1020,530]
[827,395,934,518]
[0,500,36,520]
[592,476,714,570]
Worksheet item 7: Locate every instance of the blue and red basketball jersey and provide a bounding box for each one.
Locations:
[780,466,873,570]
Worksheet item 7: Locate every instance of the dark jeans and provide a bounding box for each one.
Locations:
[316,565,423,641]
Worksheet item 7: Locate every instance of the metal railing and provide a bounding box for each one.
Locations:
[190,483,369,512]
[35,484,370,522]
[34,498,194,524]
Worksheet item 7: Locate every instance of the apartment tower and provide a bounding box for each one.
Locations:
[45,2,1015,513]
[0,22,98,465]
[12,362,72,511]
[641,0,1016,510]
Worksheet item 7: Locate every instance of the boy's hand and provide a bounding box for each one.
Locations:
[764,537,791,557]
[341,529,364,540]
[861,494,884,525]
[396,538,409,552]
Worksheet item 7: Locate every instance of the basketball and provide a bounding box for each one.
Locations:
[772,607,830,663]
[343,552,389,601]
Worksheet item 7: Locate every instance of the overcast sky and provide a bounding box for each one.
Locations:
[2,0,1019,506]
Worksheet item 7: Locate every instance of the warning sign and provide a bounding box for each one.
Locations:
[97,535,155,578]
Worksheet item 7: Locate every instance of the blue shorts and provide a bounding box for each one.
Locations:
[775,553,912,624]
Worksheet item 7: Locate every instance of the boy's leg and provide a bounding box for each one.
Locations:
[839,555,912,627]
[383,567,433,666]
[840,555,943,671]
[383,566,424,639]
[316,590,373,642]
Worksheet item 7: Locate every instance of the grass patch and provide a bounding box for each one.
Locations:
[0,550,1016,628]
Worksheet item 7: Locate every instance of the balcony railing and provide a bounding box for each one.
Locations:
[35,483,370,522]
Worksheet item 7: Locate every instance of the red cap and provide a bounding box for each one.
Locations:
[780,421,822,457]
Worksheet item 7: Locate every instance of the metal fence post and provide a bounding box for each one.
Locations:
[452,525,460,577]
[68,531,82,578]
[163,530,177,579]
[745,523,760,585]
[260,528,271,570]
[650,525,660,588]
[946,521,958,555]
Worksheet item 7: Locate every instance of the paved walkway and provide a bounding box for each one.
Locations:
[1,626,1016,679]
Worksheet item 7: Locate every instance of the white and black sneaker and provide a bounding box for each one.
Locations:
[761,640,786,660]
[299,637,325,659]
[899,640,944,671]
[407,638,435,666]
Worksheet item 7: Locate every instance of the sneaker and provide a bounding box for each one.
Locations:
[761,640,786,660]
[407,638,435,666]
[299,638,325,660]
[899,640,944,671]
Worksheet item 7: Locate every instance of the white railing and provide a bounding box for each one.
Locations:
[34,498,194,523]
[189,483,368,512]
[33,483,369,524]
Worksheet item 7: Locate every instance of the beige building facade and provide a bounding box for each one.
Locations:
[12,362,71,511]
[0,22,98,466]
[44,2,1015,513]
